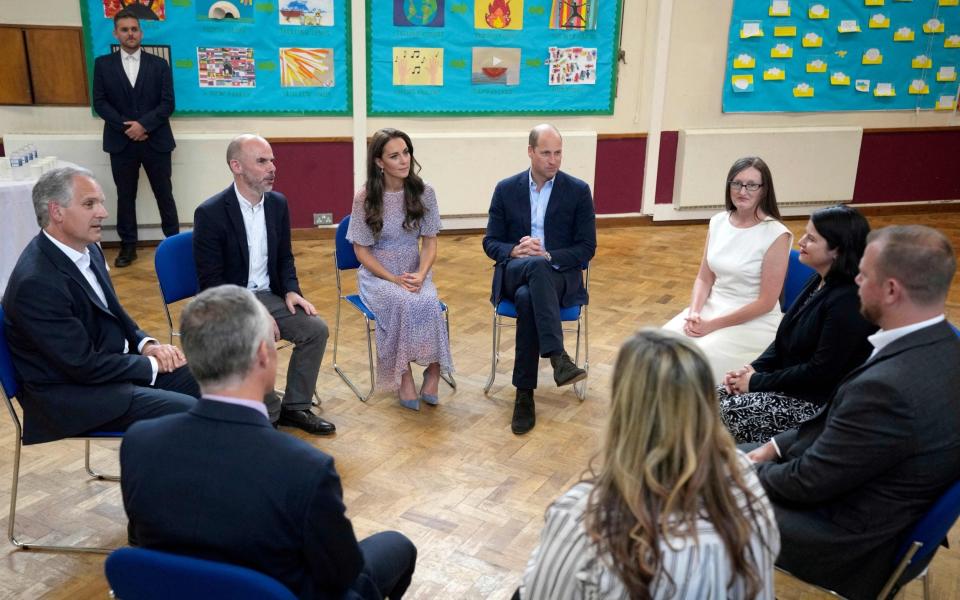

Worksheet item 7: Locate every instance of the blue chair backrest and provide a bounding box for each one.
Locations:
[896,479,960,565]
[155,231,199,305]
[952,322,960,338]
[336,216,360,271]
[105,547,297,600]
[783,249,816,311]
[0,306,18,399]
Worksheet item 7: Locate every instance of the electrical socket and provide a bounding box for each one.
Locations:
[314,212,333,226]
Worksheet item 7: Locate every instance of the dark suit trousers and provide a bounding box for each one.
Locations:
[93,365,199,433]
[502,257,566,390]
[353,531,417,599]
[110,143,179,244]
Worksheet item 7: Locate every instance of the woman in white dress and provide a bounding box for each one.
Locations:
[664,157,792,383]
[518,329,779,600]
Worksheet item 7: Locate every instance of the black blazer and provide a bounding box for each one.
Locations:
[759,321,960,597]
[92,49,176,154]
[482,170,596,308]
[749,275,877,405]
[121,399,371,599]
[1,234,153,444]
[193,186,302,298]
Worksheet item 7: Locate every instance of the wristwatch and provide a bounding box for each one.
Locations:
[544,251,552,262]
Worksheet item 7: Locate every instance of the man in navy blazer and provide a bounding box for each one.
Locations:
[482,125,596,434]
[748,226,960,599]
[93,8,179,268]
[121,285,417,599]
[193,134,334,435]
[1,167,198,445]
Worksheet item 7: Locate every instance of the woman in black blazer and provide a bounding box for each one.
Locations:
[719,205,877,443]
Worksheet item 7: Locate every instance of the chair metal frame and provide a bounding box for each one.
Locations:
[483,265,590,401]
[105,546,297,600]
[0,306,121,554]
[331,216,456,401]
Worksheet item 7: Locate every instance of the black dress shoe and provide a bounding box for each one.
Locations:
[278,409,336,435]
[512,388,535,435]
[551,352,587,387]
[114,244,138,268]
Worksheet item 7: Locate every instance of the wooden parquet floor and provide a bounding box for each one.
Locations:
[1,212,959,599]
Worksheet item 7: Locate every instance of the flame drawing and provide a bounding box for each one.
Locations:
[485,0,511,28]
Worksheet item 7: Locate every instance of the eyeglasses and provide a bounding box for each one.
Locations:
[728,181,763,192]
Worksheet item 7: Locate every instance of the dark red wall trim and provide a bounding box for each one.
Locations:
[271,140,354,228]
[594,137,645,214]
[852,129,960,204]
[654,131,679,205]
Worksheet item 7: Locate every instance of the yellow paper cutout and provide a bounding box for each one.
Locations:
[946,35,960,48]
[865,0,883,5]
[802,32,823,47]
[855,79,871,92]
[912,55,933,69]
[808,4,829,18]
[763,67,786,80]
[940,0,959,6]
[923,19,944,34]
[908,79,929,94]
[774,25,797,37]
[936,66,957,82]
[731,74,754,91]
[862,48,883,64]
[771,43,794,58]
[893,27,915,41]
[806,59,827,72]
[733,53,756,69]
[935,95,957,110]
[769,0,791,16]
[873,82,895,96]
[838,20,861,33]
[830,71,851,85]
[741,22,764,38]
[793,83,814,97]
[868,13,889,28]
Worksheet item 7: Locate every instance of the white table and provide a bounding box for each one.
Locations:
[0,179,41,296]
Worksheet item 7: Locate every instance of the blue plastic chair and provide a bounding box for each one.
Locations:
[782,248,817,311]
[482,264,590,401]
[105,547,297,600]
[0,306,122,553]
[331,216,456,401]
[154,231,199,344]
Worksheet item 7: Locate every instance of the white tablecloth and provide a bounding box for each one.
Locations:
[0,179,41,296]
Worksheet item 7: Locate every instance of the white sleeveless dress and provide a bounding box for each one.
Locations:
[664,212,792,383]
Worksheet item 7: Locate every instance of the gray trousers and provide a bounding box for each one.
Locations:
[255,291,329,421]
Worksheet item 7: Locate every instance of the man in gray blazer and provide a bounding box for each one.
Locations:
[748,225,960,599]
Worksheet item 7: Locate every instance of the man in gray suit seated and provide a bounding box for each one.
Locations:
[748,225,960,600]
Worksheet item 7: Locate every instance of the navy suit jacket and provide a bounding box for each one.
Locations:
[92,49,176,154]
[121,398,369,599]
[193,186,302,298]
[749,275,876,405]
[1,234,153,444]
[758,320,960,597]
[482,170,596,308]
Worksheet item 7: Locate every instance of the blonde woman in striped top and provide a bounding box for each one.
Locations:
[519,329,779,599]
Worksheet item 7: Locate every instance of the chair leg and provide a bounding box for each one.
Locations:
[334,316,375,402]
[84,439,120,482]
[923,569,931,600]
[573,307,589,401]
[484,312,500,394]
[441,307,456,390]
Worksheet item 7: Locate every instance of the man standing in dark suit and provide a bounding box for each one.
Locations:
[748,225,960,599]
[121,285,417,599]
[193,134,334,435]
[93,8,179,268]
[1,167,198,445]
[482,124,597,435]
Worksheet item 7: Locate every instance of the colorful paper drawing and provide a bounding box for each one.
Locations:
[196,0,254,23]
[394,0,444,27]
[549,0,598,31]
[279,0,334,26]
[103,0,165,20]
[392,47,444,86]
[280,48,334,87]
[471,47,520,85]
[547,46,597,85]
[475,0,523,30]
[197,47,256,87]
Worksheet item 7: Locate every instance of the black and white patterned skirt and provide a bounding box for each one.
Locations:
[717,386,820,444]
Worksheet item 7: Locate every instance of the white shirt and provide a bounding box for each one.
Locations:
[528,169,555,249]
[42,231,158,384]
[867,314,946,360]
[203,394,269,420]
[121,48,141,87]
[233,183,270,291]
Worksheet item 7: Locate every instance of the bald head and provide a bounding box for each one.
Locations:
[528,123,562,149]
[227,134,276,199]
[226,134,269,164]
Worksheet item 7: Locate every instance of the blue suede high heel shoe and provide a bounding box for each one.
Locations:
[399,393,420,411]
[420,368,439,406]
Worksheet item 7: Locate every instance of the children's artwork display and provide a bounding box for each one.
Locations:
[368,0,623,115]
[724,0,960,112]
[81,0,350,115]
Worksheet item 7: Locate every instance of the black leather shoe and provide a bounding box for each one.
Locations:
[511,389,535,435]
[114,244,137,268]
[278,409,336,435]
[551,352,586,387]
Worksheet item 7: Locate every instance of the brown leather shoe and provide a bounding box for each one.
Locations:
[114,244,137,268]
[278,409,336,435]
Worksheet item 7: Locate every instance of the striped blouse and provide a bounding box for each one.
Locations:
[520,451,780,599]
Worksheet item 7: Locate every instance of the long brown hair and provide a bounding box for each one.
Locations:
[363,128,426,239]
[724,156,781,221]
[584,329,767,598]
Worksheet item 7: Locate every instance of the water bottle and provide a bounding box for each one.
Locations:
[11,153,25,180]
